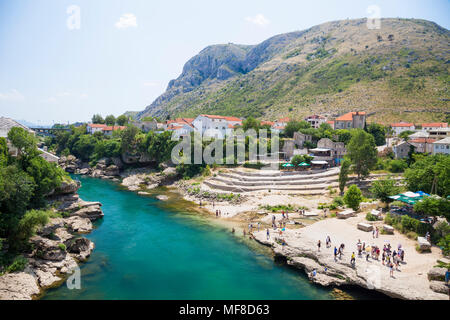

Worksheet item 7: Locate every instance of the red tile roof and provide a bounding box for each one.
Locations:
[199,114,242,122]
[409,138,437,144]
[261,121,275,126]
[103,126,126,131]
[277,117,290,123]
[88,124,107,128]
[422,123,448,128]
[335,112,366,121]
[391,122,414,127]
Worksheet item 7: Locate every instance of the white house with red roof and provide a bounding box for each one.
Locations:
[391,122,415,136]
[86,123,107,134]
[421,122,448,132]
[166,122,194,139]
[86,124,126,135]
[192,114,242,138]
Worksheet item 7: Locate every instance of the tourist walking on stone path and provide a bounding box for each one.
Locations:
[382,251,385,265]
[376,227,379,238]
[372,229,375,239]
[266,229,270,240]
[389,263,394,278]
[351,252,356,266]
[317,240,321,252]
[334,246,338,261]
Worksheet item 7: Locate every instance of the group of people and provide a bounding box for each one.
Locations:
[321,235,406,278]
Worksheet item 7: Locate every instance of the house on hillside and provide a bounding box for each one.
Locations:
[131,119,157,132]
[409,138,436,154]
[309,138,346,166]
[86,123,107,134]
[393,141,412,159]
[166,123,195,139]
[326,120,335,129]
[334,112,366,129]
[192,115,242,138]
[428,128,450,140]
[0,116,35,138]
[102,126,127,136]
[421,122,448,132]
[293,132,313,148]
[390,122,415,136]
[305,115,326,129]
[163,118,194,130]
[432,137,450,155]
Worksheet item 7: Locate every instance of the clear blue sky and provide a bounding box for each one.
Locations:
[0,0,448,125]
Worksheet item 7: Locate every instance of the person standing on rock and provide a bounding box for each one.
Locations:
[334,246,338,261]
[317,240,321,252]
[351,252,356,267]
[266,228,270,240]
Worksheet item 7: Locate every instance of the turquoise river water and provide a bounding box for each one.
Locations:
[42,175,377,300]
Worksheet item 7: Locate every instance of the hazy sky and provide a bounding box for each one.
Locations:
[0,0,448,125]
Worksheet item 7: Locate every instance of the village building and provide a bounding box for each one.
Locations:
[309,138,346,166]
[304,115,326,129]
[393,141,413,159]
[102,126,127,136]
[0,116,35,138]
[86,123,107,134]
[408,131,430,140]
[163,118,195,130]
[293,132,313,148]
[428,127,450,140]
[334,112,366,129]
[390,122,415,136]
[421,122,448,132]
[192,115,242,138]
[326,120,335,129]
[409,138,437,154]
[131,119,158,132]
[432,137,450,155]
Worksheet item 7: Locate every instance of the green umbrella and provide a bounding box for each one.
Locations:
[282,163,294,167]
[298,162,311,166]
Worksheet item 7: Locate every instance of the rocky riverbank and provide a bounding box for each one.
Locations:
[0,180,103,300]
[252,215,449,300]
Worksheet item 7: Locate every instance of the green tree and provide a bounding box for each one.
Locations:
[399,130,415,141]
[116,115,128,126]
[284,120,310,138]
[347,129,377,180]
[338,159,351,195]
[105,115,116,126]
[370,178,400,205]
[26,157,66,206]
[335,129,352,144]
[344,184,363,211]
[414,196,450,222]
[366,123,386,146]
[404,154,449,196]
[72,135,98,161]
[91,114,105,124]
[0,165,35,238]
[242,117,260,131]
[7,127,39,166]
[0,137,8,167]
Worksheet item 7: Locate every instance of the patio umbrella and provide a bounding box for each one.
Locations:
[298,162,311,166]
[282,163,294,167]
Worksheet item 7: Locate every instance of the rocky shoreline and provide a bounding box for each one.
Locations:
[252,221,449,300]
[0,180,103,300]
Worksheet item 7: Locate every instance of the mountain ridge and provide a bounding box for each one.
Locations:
[137,18,450,124]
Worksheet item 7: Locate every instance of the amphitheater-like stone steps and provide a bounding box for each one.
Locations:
[210,176,338,187]
[203,180,335,194]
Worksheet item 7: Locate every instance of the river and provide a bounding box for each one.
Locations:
[42,175,349,300]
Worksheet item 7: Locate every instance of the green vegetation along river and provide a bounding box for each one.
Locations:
[42,175,375,300]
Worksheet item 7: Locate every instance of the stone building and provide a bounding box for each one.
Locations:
[334,112,366,129]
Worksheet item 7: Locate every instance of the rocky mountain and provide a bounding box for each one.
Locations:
[137,18,450,124]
